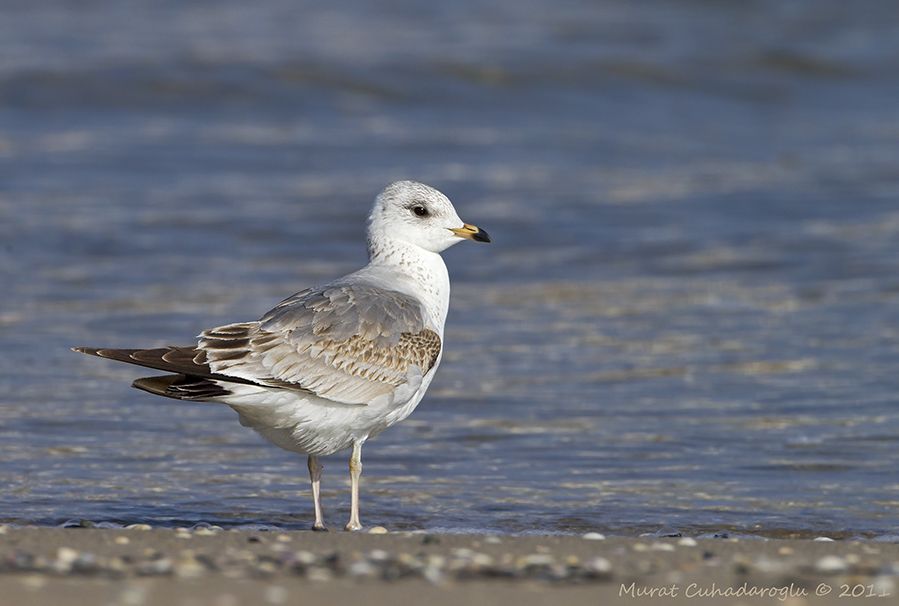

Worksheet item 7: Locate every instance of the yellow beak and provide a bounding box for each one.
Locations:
[449,223,491,243]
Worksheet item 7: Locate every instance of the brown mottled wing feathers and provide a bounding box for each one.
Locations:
[199,284,442,405]
[75,283,442,406]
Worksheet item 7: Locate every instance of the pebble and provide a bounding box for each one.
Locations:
[677,537,698,547]
[125,524,152,531]
[276,534,292,543]
[813,536,836,542]
[107,556,128,576]
[368,526,388,535]
[254,561,278,577]
[174,554,205,579]
[293,551,317,566]
[56,547,79,567]
[423,565,445,585]
[115,536,131,545]
[194,528,218,536]
[651,543,675,552]
[137,558,173,576]
[753,556,786,575]
[72,552,100,574]
[815,555,848,574]
[582,532,606,541]
[349,560,377,577]
[585,557,612,577]
[485,536,502,544]
[731,555,751,574]
[0,525,8,535]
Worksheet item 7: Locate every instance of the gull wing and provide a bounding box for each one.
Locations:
[200,284,442,405]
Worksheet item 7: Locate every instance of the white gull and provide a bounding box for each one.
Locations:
[74,180,491,531]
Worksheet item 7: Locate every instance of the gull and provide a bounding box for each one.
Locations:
[74,181,490,531]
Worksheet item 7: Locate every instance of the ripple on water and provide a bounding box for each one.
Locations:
[2,0,899,537]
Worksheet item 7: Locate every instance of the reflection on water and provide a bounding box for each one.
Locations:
[1,0,899,537]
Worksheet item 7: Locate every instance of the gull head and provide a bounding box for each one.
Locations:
[368,181,491,254]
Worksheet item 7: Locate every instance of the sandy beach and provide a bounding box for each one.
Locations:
[1,527,896,606]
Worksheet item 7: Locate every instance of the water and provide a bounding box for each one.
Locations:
[2,0,899,537]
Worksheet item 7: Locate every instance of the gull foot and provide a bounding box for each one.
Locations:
[344,522,363,532]
[311,524,329,532]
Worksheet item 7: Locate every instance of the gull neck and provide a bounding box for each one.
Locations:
[365,237,451,332]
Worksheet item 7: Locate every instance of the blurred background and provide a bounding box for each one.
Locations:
[1,0,898,537]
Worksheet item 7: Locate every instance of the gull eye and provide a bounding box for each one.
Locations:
[411,205,429,218]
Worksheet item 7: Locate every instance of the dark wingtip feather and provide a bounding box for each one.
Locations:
[133,374,232,401]
[132,375,181,396]
[74,345,261,388]
[72,347,126,360]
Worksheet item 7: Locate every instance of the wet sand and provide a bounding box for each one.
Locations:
[1,527,896,605]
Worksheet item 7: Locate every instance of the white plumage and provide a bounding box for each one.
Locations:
[74,180,491,531]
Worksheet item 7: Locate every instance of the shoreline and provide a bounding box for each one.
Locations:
[7,518,897,542]
[1,527,897,605]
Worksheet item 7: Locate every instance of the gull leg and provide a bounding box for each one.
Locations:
[307,455,327,531]
[345,441,363,531]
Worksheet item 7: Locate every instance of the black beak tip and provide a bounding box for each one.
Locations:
[473,228,491,243]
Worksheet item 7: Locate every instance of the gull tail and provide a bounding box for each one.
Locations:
[72,346,252,402]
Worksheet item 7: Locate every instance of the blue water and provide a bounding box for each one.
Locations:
[2,0,899,538]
